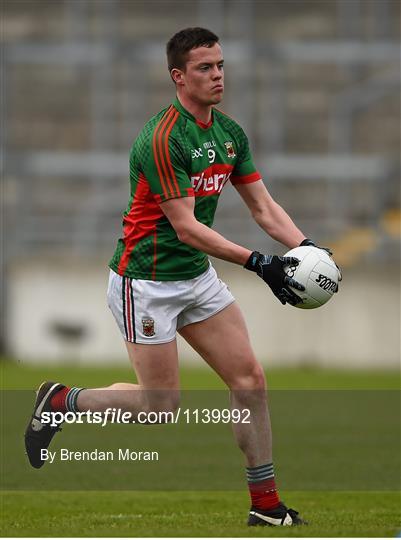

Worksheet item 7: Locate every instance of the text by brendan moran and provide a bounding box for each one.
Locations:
[41,448,159,464]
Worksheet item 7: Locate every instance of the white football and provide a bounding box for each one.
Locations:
[284,246,340,309]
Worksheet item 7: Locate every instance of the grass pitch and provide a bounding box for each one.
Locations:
[1,360,400,537]
[3,490,400,537]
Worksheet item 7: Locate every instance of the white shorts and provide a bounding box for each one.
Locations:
[107,264,235,344]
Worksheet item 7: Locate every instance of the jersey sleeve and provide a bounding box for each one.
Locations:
[140,125,194,203]
[231,128,262,186]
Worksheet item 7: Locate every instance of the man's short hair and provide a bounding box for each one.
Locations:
[166,27,219,72]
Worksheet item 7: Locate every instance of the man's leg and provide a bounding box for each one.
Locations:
[179,302,271,467]
[179,302,305,526]
[77,340,180,414]
[25,340,180,469]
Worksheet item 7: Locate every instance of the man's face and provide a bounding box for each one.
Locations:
[174,42,224,106]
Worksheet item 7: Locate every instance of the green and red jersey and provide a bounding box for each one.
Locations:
[109,97,262,280]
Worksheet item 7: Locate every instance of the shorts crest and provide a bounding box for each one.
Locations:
[142,317,155,337]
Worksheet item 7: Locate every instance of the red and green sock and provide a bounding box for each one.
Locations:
[246,462,280,510]
[50,386,84,413]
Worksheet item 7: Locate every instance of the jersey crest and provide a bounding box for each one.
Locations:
[224,141,236,158]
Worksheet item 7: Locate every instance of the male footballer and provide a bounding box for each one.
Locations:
[25,27,336,526]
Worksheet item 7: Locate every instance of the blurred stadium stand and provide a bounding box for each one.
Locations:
[2,0,400,363]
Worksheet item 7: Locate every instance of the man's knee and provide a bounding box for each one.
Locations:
[229,361,266,391]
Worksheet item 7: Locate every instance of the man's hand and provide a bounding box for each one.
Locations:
[245,251,305,306]
[300,238,332,256]
[300,239,342,291]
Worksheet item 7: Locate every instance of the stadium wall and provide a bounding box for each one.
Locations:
[6,258,399,368]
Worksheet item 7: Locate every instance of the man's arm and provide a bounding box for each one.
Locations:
[234,180,305,248]
[160,195,305,306]
[160,196,252,265]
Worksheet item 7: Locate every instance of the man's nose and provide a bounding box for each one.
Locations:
[211,65,222,79]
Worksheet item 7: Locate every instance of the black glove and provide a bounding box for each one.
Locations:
[300,238,332,256]
[300,238,342,291]
[245,251,305,306]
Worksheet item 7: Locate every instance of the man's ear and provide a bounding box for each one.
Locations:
[171,68,184,86]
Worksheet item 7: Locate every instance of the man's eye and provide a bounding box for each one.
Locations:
[200,66,209,71]
[218,64,224,70]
